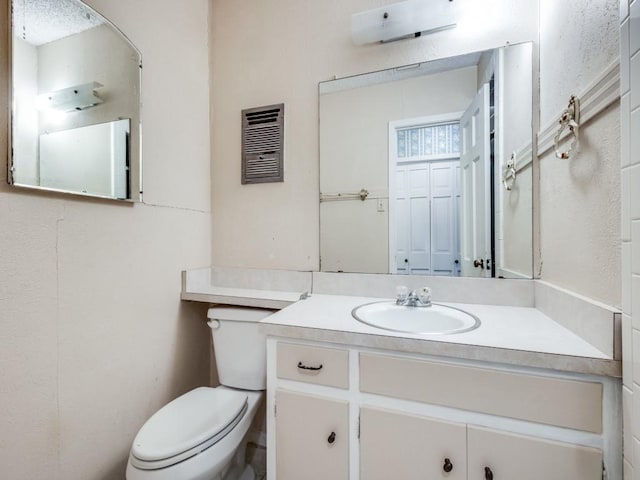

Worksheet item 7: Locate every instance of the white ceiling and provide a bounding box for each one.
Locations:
[12,0,104,47]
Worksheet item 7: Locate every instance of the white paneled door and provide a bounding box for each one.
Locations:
[460,83,491,277]
[394,160,460,276]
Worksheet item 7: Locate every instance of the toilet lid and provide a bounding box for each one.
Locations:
[132,387,248,463]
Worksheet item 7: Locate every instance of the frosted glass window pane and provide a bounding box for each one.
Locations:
[424,127,433,155]
[452,124,460,153]
[396,122,459,159]
[397,130,407,157]
[410,129,419,156]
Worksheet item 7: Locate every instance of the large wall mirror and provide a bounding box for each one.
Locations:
[9,0,141,201]
[320,42,534,279]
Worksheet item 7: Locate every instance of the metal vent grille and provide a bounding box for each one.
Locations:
[242,103,284,184]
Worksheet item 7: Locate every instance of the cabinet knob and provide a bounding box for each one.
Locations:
[443,458,453,472]
[327,431,336,444]
[484,466,494,480]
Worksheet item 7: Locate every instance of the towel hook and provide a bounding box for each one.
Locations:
[554,95,580,160]
[502,152,517,191]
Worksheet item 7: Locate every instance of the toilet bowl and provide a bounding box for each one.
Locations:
[126,306,273,480]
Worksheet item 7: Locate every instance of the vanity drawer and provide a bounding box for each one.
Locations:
[359,353,602,433]
[277,343,349,389]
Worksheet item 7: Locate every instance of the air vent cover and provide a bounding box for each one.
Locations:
[242,103,284,184]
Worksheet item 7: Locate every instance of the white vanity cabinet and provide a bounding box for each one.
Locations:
[266,339,614,480]
[275,390,349,480]
[359,406,467,479]
[359,407,602,480]
[466,426,602,480]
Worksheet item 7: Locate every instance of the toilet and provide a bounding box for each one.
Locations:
[126,306,273,480]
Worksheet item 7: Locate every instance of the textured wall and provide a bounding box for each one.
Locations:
[210,0,539,271]
[539,0,621,306]
[0,1,212,479]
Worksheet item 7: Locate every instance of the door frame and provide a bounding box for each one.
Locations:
[388,112,463,274]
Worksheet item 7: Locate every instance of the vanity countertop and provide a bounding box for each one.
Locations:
[260,293,620,377]
[180,268,310,309]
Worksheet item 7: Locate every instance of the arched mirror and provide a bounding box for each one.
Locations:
[9,0,142,201]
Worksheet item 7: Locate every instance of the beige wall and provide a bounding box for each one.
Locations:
[210,0,540,271]
[0,1,212,479]
[320,67,477,273]
[539,0,620,306]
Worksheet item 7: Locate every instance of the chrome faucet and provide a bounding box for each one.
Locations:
[396,286,432,307]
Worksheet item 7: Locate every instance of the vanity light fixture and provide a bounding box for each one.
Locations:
[36,81,104,113]
[351,0,458,46]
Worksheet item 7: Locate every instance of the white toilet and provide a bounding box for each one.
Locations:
[126,306,273,480]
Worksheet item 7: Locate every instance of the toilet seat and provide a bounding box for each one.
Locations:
[130,387,248,470]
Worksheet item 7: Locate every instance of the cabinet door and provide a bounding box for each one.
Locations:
[275,390,349,480]
[468,426,602,480]
[360,406,466,480]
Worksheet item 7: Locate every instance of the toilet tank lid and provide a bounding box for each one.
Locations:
[207,306,275,322]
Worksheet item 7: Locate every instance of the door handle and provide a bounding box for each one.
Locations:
[473,259,485,269]
[297,362,323,371]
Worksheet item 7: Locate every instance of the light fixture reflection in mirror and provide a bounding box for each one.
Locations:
[319,42,534,279]
[9,0,142,201]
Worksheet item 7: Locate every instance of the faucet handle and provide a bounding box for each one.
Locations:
[396,285,408,303]
[418,286,432,305]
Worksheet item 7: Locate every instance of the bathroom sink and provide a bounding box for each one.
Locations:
[351,301,480,335]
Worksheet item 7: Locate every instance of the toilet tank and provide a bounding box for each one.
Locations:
[207,306,274,390]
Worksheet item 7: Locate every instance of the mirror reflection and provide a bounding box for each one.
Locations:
[320,43,533,278]
[10,0,141,201]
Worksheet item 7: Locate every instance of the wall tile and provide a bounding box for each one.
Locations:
[634,383,640,447]
[634,329,640,386]
[635,436,640,479]
[624,169,632,240]
[632,1,640,56]
[626,243,633,314]
[635,222,640,274]
[627,314,634,386]
[631,166,640,218]
[625,20,632,95]
[624,93,631,169]
[632,53,640,110]
[624,0,630,23]
[634,276,640,328]
[625,457,633,480]
[627,384,634,459]
[632,109,640,168]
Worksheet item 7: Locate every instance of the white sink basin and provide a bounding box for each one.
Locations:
[352,301,480,335]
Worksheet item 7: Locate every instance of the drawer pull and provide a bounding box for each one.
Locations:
[297,361,323,371]
[485,467,493,480]
[443,458,453,472]
[327,431,336,444]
